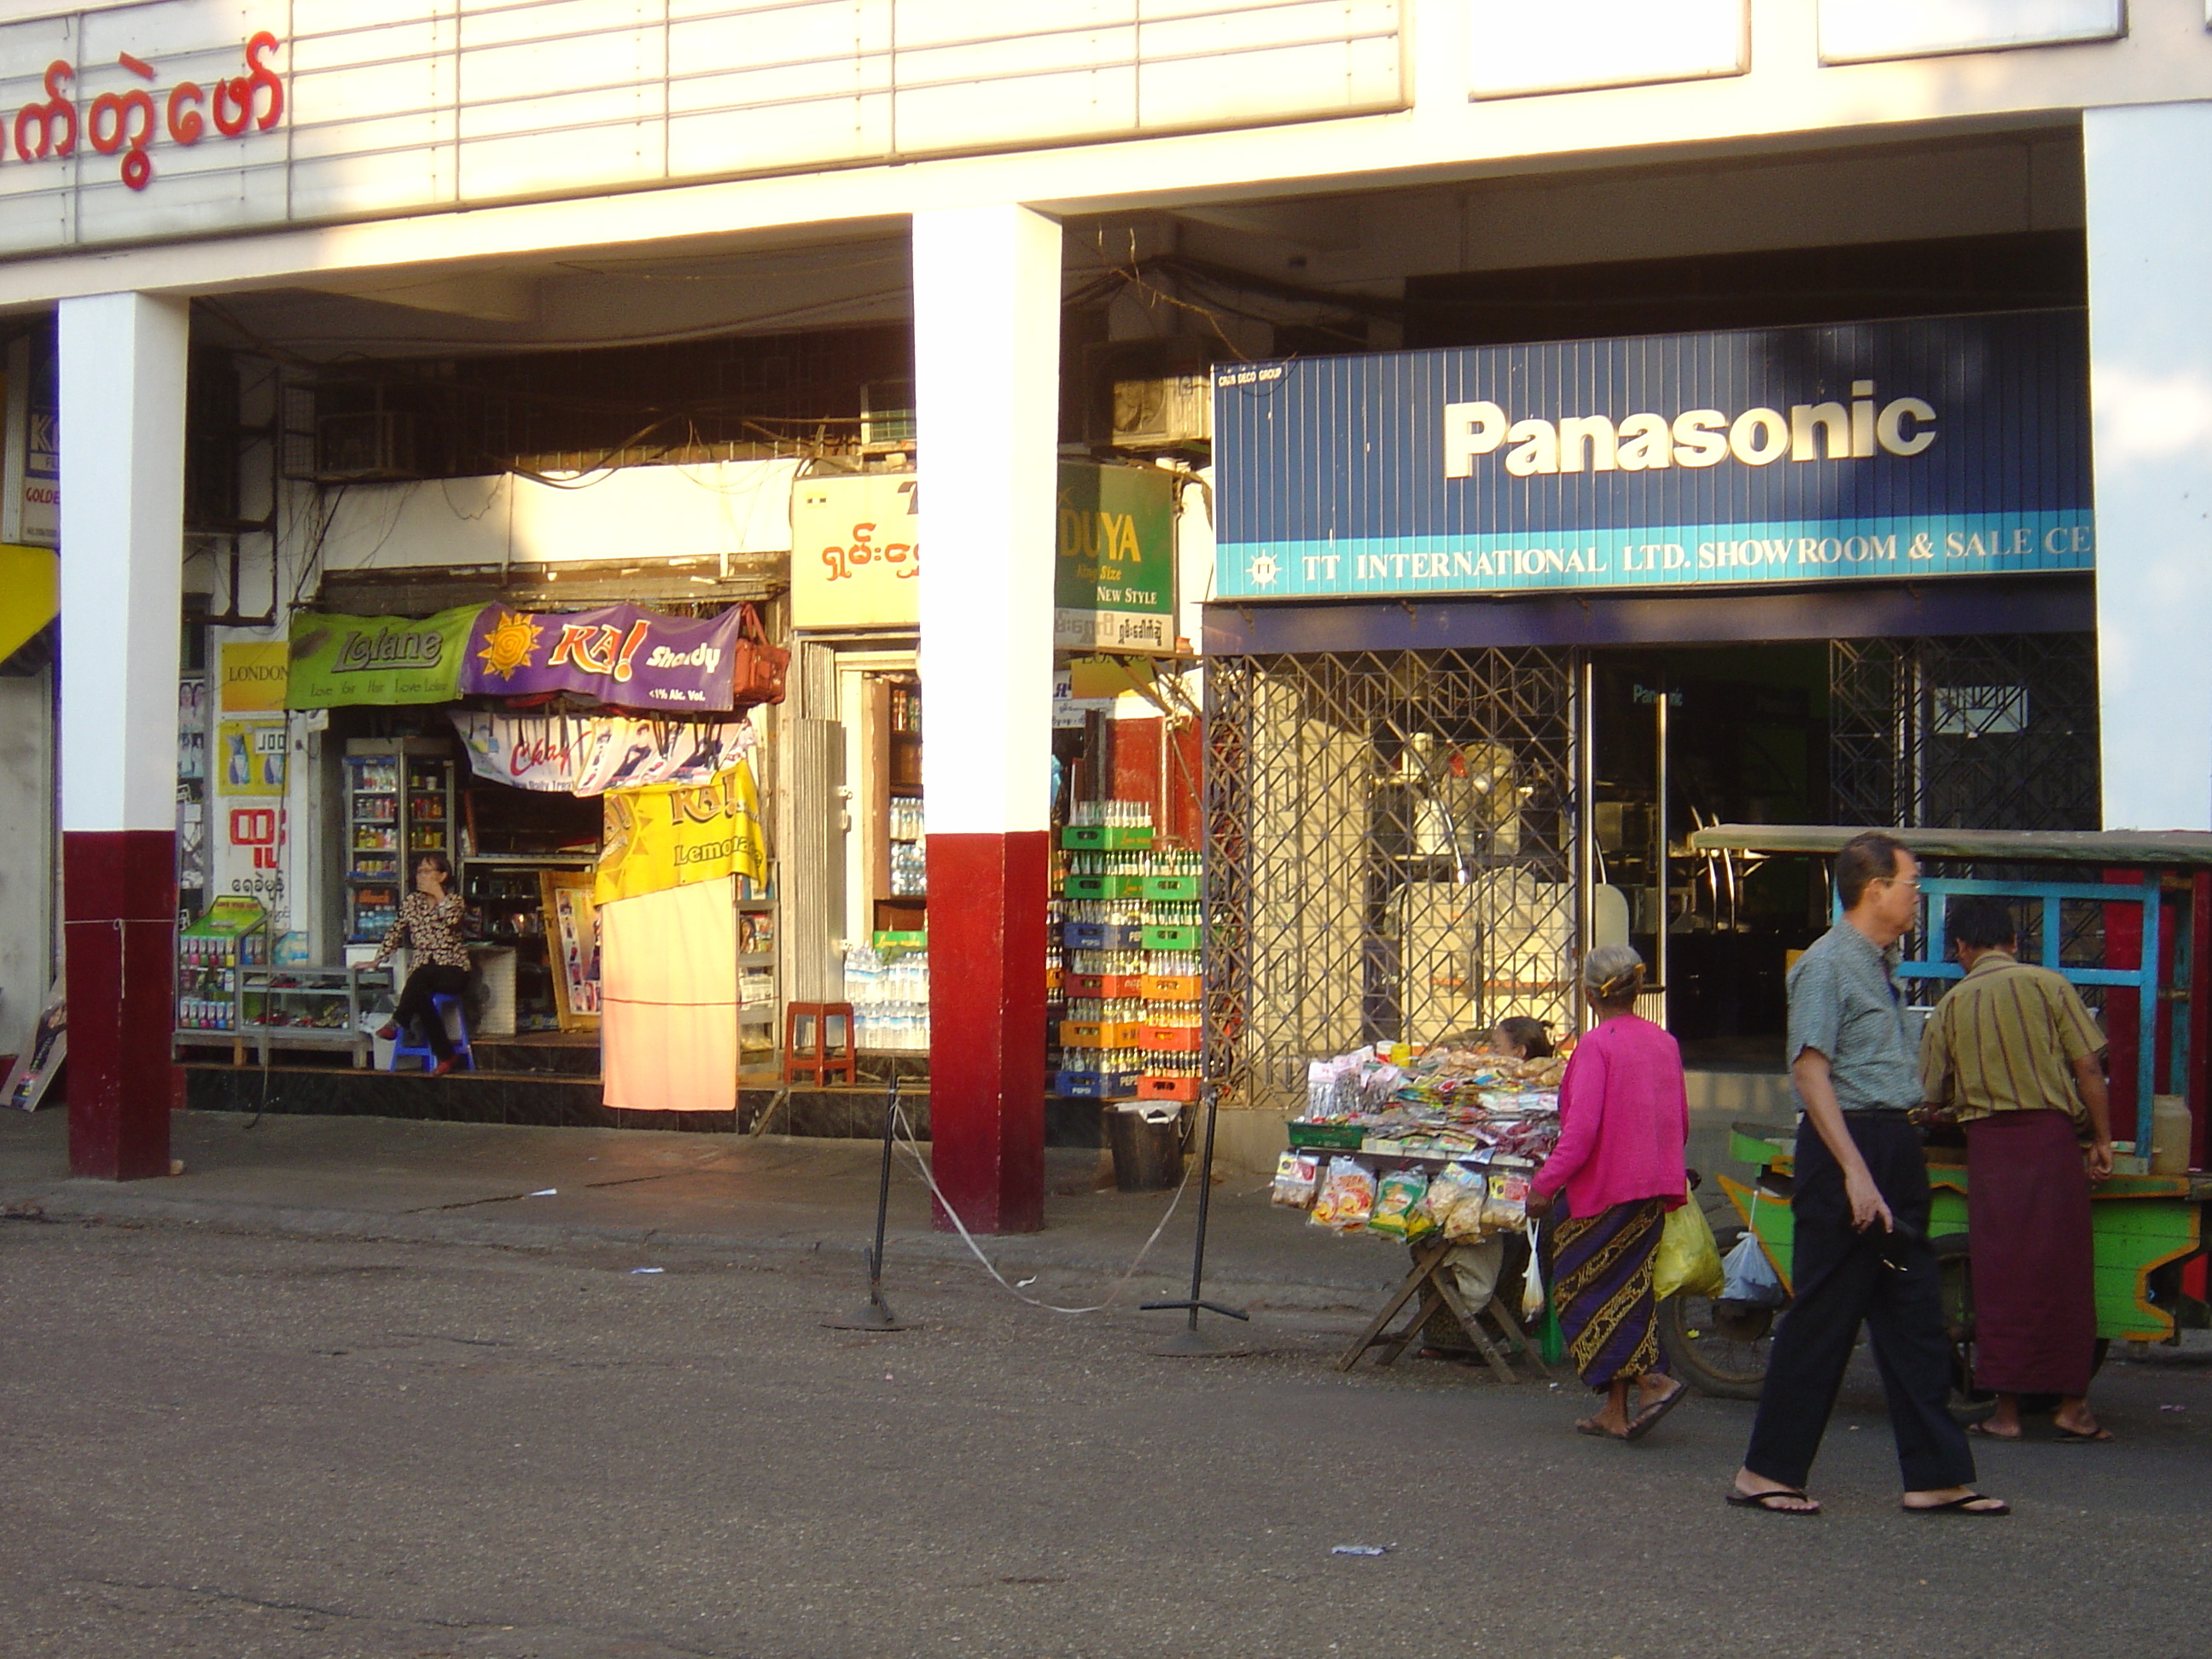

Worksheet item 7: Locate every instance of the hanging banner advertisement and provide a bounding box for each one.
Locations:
[218,638,290,711]
[449,710,758,796]
[284,604,478,707]
[790,472,921,629]
[596,762,767,906]
[1213,310,2093,599]
[215,719,287,797]
[1054,462,1177,654]
[460,602,745,710]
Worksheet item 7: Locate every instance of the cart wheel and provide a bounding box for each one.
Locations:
[1932,1232,1997,1424]
[1657,1225,1778,1400]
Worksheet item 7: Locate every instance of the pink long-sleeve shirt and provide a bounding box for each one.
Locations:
[1530,1014,1689,1217]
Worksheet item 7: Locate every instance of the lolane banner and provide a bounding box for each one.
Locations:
[460,602,746,711]
[285,604,478,707]
[1213,309,2093,600]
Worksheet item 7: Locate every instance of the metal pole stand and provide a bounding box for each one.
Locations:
[1142,1083,1250,1356]
[824,1073,913,1332]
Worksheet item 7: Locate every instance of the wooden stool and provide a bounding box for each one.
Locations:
[783,1001,856,1086]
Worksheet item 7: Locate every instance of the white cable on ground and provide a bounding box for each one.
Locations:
[889,1100,1194,1316]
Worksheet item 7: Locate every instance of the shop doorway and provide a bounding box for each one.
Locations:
[1586,646,1830,1070]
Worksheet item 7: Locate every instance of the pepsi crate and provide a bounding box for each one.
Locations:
[1136,1074,1201,1103]
[1065,874,1146,901]
[1060,824,1155,851]
[1054,1069,1139,1100]
[1063,921,1145,951]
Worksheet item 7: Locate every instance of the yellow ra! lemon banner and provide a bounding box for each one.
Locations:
[597,760,765,906]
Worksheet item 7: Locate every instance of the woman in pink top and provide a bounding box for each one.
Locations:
[1528,943,1691,1441]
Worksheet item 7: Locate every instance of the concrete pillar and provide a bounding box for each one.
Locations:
[912,204,1060,1233]
[58,292,189,1178]
[2085,103,2212,830]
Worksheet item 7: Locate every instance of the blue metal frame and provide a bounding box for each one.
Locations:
[1879,876,2163,1121]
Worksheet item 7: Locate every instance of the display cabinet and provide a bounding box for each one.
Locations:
[345,738,456,944]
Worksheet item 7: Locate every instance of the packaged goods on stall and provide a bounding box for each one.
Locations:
[1310,1156,1377,1231]
[1366,1167,1433,1240]
[1419,1161,1487,1234]
[1272,1151,1321,1208]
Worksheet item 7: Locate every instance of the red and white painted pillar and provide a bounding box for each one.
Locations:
[58,292,190,1179]
[913,204,1060,1233]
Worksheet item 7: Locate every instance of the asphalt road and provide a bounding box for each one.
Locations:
[3,1213,2208,1659]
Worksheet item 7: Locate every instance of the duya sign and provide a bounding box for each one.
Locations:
[1213,310,2094,599]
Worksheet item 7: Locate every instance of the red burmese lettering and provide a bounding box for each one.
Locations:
[244,31,283,129]
[15,61,76,161]
[167,83,205,144]
[212,76,251,137]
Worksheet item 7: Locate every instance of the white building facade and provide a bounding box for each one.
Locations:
[9,0,2212,1214]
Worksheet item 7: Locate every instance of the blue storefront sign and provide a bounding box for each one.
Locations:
[1213,311,2092,600]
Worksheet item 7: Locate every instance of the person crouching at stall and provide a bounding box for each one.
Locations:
[1527,944,1691,1441]
[372,853,471,1077]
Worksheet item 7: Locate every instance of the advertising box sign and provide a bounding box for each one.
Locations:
[459,602,745,710]
[285,605,477,707]
[790,473,920,630]
[1213,310,2093,600]
[218,638,289,711]
[1055,462,1177,654]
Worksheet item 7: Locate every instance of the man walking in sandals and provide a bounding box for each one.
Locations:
[1730,832,2008,1518]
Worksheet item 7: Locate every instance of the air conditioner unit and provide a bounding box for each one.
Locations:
[1112,372,1211,449]
[315,409,418,481]
[860,379,916,450]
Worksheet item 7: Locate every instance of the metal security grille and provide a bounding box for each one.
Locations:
[1204,649,1579,1114]
[1830,631,2104,1008]
[1830,633,2099,833]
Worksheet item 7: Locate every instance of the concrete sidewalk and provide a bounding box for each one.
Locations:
[0,1107,1412,1316]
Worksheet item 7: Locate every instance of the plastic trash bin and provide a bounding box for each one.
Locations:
[1105,1101,1184,1192]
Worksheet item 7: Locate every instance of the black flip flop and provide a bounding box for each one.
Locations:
[1965,1421,2021,1441]
[1624,1382,1687,1442]
[1575,1417,1630,1441]
[1901,1493,2010,1516]
[2054,1426,2115,1443]
[1726,1487,1819,1515]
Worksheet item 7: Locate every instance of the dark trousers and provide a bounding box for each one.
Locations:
[393,964,470,1062]
[1743,1113,1976,1493]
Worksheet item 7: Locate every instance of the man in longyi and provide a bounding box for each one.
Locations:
[1918,896,2115,1442]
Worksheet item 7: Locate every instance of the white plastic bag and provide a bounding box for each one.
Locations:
[1720,1230,1785,1307]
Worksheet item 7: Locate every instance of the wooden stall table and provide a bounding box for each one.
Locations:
[1337,1235,1551,1384]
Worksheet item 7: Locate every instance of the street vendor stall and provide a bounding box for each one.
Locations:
[1271,1041,1565,1381]
[1658,825,2212,1400]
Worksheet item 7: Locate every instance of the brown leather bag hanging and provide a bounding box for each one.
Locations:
[731,602,789,707]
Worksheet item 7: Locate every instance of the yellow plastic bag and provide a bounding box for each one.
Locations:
[1653,1190,1725,1301]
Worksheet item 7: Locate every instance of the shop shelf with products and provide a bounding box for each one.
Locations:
[460,782,600,1033]
[1049,803,1204,1103]
[738,886,779,1056]
[175,896,270,1062]
[236,963,393,1068]
[344,738,457,945]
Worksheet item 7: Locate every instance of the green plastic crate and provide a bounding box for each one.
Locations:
[1142,924,1198,952]
[1061,824,1155,850]
[1140,875,1199,901]
[1064,874,1146,900]
[1286,1121,1365,1150]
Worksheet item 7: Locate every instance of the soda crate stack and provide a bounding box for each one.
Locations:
[1048,803,1202,1103]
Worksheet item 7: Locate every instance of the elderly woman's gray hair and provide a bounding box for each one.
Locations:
[1582,942,1646,1007]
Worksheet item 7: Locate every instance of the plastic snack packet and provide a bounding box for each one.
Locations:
[1272,1150,1322,1208]
[1310,1156,1377,1231]
[1366,1166,1429,1238]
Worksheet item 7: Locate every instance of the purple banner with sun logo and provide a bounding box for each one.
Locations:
[459,602,746,711]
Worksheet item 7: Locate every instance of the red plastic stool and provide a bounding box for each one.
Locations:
[783,1001,857,1086]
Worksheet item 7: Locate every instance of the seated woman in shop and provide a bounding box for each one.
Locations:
[371,853,472,1077]
[1527,943,1691,1441]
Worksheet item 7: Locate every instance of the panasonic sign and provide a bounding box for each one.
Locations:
[1442,382,1936,478]
[1212,310,2090,600]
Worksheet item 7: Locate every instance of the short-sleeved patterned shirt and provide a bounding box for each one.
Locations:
[1918,950,2107,1126]
[1786,921,1921,1113]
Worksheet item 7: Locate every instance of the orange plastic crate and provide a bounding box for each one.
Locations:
[1140,974,1201,1004]
[1142,1023,1202,1051]
[1136,1074,1200,1102]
